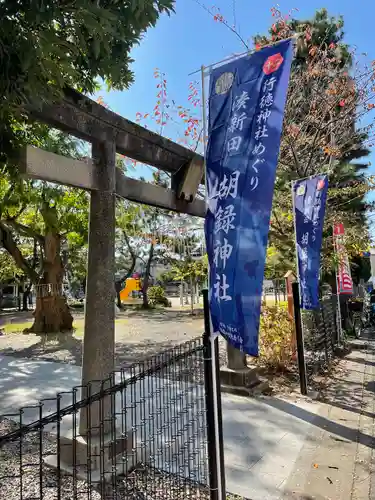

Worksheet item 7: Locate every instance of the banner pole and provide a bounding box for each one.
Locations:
[291,181,300,288]
[189,36,296,77]
[203,290,219,500]
[292,282,308,395]
[201,65,225,500]
[291,181,299,355]
[333,226,343,344]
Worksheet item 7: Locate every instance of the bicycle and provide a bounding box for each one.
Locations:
[347,298,366,339]
[351,311,363,339]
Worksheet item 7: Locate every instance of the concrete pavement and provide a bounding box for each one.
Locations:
[0,333,374,499]
[281,333,375,500]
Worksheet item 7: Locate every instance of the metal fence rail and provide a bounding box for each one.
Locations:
[0,338,211,500]
[302,295,338,374]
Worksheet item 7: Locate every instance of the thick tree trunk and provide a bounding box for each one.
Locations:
[27,231,73,334]
[31,294,73,333]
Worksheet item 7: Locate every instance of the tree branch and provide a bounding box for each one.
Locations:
[304,127,322,176]
[115,230,138,286]
[4,218,44,243]
[0,221,40,283]
[122,230,137,263]
[285,135,302,176]
[0,185,15,219]
[192,0,249,50]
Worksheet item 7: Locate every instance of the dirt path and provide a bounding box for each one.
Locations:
[0,309,204,368]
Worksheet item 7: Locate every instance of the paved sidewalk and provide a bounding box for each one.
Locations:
[0,333,374,499]
[280,332,375,500]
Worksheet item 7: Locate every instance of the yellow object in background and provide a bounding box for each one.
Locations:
[119,278,141,301]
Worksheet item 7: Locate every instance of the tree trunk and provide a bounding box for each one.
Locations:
[185,282,189,305]
[22,285,32,311]
[142,243,154,308]
[273,279,278,304]
[115,257,136,309]
[116,229,137,309]
[116,288,122,309]
[190,276,194,314]
[27,231,73,334]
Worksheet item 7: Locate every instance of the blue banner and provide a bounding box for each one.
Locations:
[205,40,293,356]
[293,175,328,309]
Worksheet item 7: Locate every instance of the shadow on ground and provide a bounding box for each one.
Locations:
[317,330,375,419]
[0,308,203,326]
[262,329,375,450]
[0,332,196,369]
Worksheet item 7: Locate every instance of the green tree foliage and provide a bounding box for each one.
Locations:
[0,129,89,331]
[264,245,292,279]
[0,0,174,163]
[115,171,184,309]
[147,285,171,307]
[252,8,374,275]
[0,249,25,284]
[259,304,293,370]
[0,1,175,329]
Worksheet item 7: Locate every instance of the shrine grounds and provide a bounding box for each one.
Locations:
[0,308,208,368]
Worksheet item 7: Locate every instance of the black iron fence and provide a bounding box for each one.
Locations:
[0,337,215,500]
[301,295,339,374]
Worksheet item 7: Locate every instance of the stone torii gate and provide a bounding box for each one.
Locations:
[21,87,247,473]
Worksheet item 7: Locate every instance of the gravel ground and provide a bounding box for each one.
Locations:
[0,416,247,500]
[0,417,214,500]
[0,309,221,368]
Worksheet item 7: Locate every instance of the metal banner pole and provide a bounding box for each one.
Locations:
[333,226,343,344]
[203,289,219,500]
[201,66,225,500]
[292,282,308,395]
[291,180,300,356]
[336,280,343,344]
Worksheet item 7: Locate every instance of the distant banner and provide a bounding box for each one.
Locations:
[205,39,293,356]
[293,175,328,309]
[333,223,353,294]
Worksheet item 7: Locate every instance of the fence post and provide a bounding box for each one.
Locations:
[320,301,331,364]
[202,289,226,500]
[292,282,308,395]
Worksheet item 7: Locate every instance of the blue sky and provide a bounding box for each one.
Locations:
[93,0,375,207]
